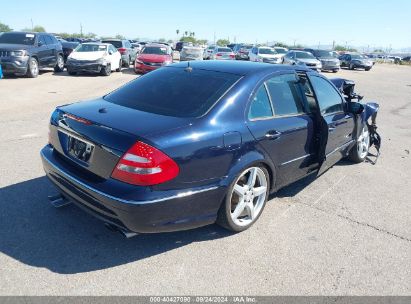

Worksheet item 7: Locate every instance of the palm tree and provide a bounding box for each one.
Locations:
[176,29,180,36]
[184,31,188,37]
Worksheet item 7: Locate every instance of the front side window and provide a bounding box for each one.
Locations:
[248,85,273,120]
[310,76,343,115]
[265,74,304,116]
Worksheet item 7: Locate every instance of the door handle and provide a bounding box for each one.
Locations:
[265,130,282,140]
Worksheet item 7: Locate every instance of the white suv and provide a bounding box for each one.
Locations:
[248,46,282,64]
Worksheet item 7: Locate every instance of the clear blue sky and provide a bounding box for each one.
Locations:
[1,0,410,49]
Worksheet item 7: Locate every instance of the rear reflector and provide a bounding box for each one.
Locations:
[111,141,179,186]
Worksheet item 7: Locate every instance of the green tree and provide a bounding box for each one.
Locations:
[180,36,196,44]
[115,34,125,39]
[0,21,12,32]
[273,42,289,48]
[167,39,174,44]
[334,45,347,51]
[22,25,46,32]
[373,49,384,53]
[196,39,208,45]
[158,38,166,43]
[216,39,230,46]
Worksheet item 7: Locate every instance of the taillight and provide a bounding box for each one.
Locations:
[216,53,222,56]
[118,47,127,54]
[111,141,179,186]
[229,54,235,58]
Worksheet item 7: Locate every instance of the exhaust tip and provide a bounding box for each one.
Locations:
[104,223,138,238]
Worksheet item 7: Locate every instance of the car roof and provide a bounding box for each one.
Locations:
[101,38,122,41]
[169,60,311,76]
[145,43,169,48]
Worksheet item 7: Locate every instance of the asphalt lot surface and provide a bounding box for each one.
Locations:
[0,64,410,295]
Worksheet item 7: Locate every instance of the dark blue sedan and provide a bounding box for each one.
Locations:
[41,61,380,235]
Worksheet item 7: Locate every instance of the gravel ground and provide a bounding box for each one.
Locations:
[0,64,410,296]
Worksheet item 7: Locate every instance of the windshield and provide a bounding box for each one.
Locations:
[274,48,287,54]
[142,46,169,55]
[351,54,366,59]
[259,48,277,55]
[217,48,232,53]
[104,67,241,118]
[296,52,315,59]
[102,40,122,48]
[313,50,333,58]
[0,32,36,45]
[74,44,107,52]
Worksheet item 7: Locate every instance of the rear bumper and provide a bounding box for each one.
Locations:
[40,146,225,233]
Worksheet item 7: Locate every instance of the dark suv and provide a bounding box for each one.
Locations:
[0,32,64,78]
[101,39,136,66]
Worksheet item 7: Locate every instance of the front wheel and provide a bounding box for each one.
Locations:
[217,166,270,232]
[100,64,111,76]
[349,63,355,70]
[365,67,371,71]
[349,125,370,163]
[26,57,39,78]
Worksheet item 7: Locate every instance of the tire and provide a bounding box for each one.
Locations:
[349,63,355,70]
[349,125,370,163]
[217,166,270,232]
[333,69,338,73]
[100,64,111,76]
[365,67,371,71]
[68,70,77,76]
[26,57,39,78]
[54,54,64,72]
[122,56,130,67]
[116,60,122,72]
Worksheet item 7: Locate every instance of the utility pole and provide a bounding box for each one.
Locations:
[80,23,83,38]
[213,32,216,44]
[30,18,33,31]
[332,40,335,50]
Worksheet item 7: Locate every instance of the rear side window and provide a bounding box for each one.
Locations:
[248,85,273,120]
[265,74,304,116]
[104,67,240,118]
[310,76,343,114]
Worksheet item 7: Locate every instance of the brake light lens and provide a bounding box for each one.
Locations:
[111,141,179,186]
[118,47,127,54]
[216,53,222,56]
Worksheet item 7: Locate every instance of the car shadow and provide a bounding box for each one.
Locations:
[121,67,138,75]
[0,176,232,274]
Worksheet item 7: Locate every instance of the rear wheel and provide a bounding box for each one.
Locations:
[217,166,270,232]
[68,70,77,76]
[26,57,39,78]
[54,54,64,72]
[333,69,338,73]
[365,67,371,71]
[349,63,355,70]
[349,125,370,163]
[116,60,122,72]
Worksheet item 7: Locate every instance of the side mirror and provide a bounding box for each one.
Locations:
[347,102,364,114]
[38,41,43,46]
[108,51,113,55]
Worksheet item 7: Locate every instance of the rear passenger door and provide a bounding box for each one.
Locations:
[44,35,57,66]
[246,72,316,188]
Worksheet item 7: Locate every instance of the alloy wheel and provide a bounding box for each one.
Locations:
[357,126,370,159]
[31,59,39,77]
[229,167,268,227]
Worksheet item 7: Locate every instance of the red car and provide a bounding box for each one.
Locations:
[134,43,173,74]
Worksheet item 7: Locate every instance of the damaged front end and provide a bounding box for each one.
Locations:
[331,78,381,164]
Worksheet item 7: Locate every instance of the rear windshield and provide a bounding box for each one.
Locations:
[142,46,168,55]
[217,48,232,53]
[313,50,333,58]
[102,40,122,48]
[0,32,36,45]
[296,52,315,59]
[259,48,276,55]
[104,67,241,118]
